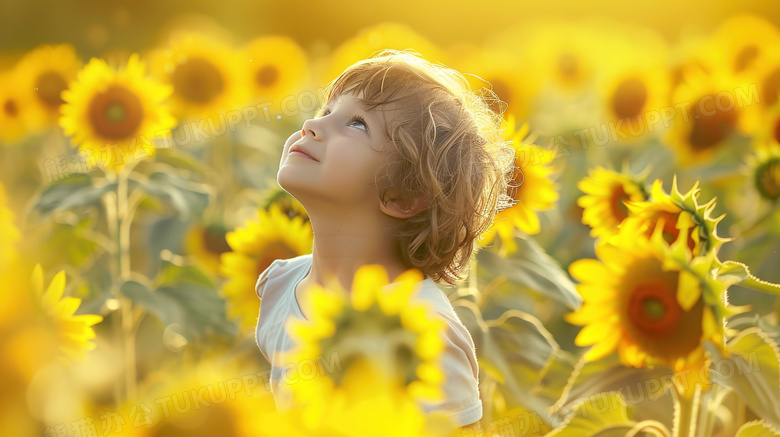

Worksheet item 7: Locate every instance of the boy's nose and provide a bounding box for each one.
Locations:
[301,118,320,139]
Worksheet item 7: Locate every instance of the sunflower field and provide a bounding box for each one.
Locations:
[2,2,780,436]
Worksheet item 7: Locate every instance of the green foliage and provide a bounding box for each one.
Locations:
[33,174,116,217]
[130,170,211,219]
[705,328,780,429]
[120,261,236,341]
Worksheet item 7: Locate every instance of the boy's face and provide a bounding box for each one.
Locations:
[277,91,394,209]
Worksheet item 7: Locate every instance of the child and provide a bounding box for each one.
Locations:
[255,49,515,429]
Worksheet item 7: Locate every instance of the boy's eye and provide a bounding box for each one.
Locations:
[348,115,367,132]
[318,108,368,132]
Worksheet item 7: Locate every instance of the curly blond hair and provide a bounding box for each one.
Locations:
[316,49,516,285]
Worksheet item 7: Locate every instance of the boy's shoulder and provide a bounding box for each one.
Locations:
[255,253,312,300]
[409,280,469,329]
[268,253,312,274]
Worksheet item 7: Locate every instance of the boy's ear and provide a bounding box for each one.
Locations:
[379,194,428,219]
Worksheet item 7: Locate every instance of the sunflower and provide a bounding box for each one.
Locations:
[564,219,726,396]
[59,53,177,172]
[325,22,447,85]
[597,61,670,140]
[0,183,19,270]
[577,167,649,243]
[586,22,670,139]
[747,142,780,202]
[147,31,249,120]
[666,65,748,165]
[244,36,310,118]
[282,264,447,423]
[84,358,275,437]
[478,116,558,254]
[31,264,104,363]
[623,176,730,257]
[702,14,780,80]
[755,50,780,109]
[260,184,309,224]
[667,33,715,101]
[13,44,83,130]
[256,359,456,437]
[498,20,602,94]
[219,203,313,330]
[0,71,40,144]
[451,44,538,121]
[0,183,25,332]
[751,101,780,146]
[741,48,780,135]
[184,221,231,276]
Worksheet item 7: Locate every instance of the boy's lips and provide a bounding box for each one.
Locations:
[289,143,319,162]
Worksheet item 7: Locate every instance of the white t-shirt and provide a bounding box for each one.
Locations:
[254,253,483,427]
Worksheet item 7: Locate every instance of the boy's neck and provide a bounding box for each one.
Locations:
[302,209,414,292]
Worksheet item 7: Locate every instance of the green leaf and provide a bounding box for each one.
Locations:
[718,260,780,296]
[705,328,780,429]
[120,278,185,326]
[132,171,211,219]
[736,420,780,437]
[155,284,235,339]
[119,267,235,341]
[453,300,564,426]
[544,353,675,420]
[39,214,102,267]
[33,174,116,217]
[716,260,751,285]
[544,392,634,437]
[477,236,582,310]
[153,149,210,176]
[157,259,215,289]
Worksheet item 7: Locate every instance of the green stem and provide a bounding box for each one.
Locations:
[105,162,140,404]
[698,385,726,437]
[208,132,234,224]
[103,171,123,405]
[673,384,700,437]
[117,165,137,401]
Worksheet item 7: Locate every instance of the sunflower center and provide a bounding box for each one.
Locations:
[611,77,647,120]
[755,157,780,201]
[87,85,144,140]
[609,185,630,222]
[201,226,231,255]
[3,98,18,117]
[688,94,738,152]
[773,118,780,145]
[642,298,666,320]
[105,103,126,123]
[172,57,225,104]
[255,242,299,278]
[628,282,681,338]
[318,305,419,387]
[35,71,68,108]
[762,67,780,108]
[558,52,579,81]
[255,65,279,88]
[734,45,759,73]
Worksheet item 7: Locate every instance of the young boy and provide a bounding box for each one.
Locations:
[255,49,515,429]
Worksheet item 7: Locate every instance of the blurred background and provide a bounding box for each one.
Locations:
[2,0,780,436]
